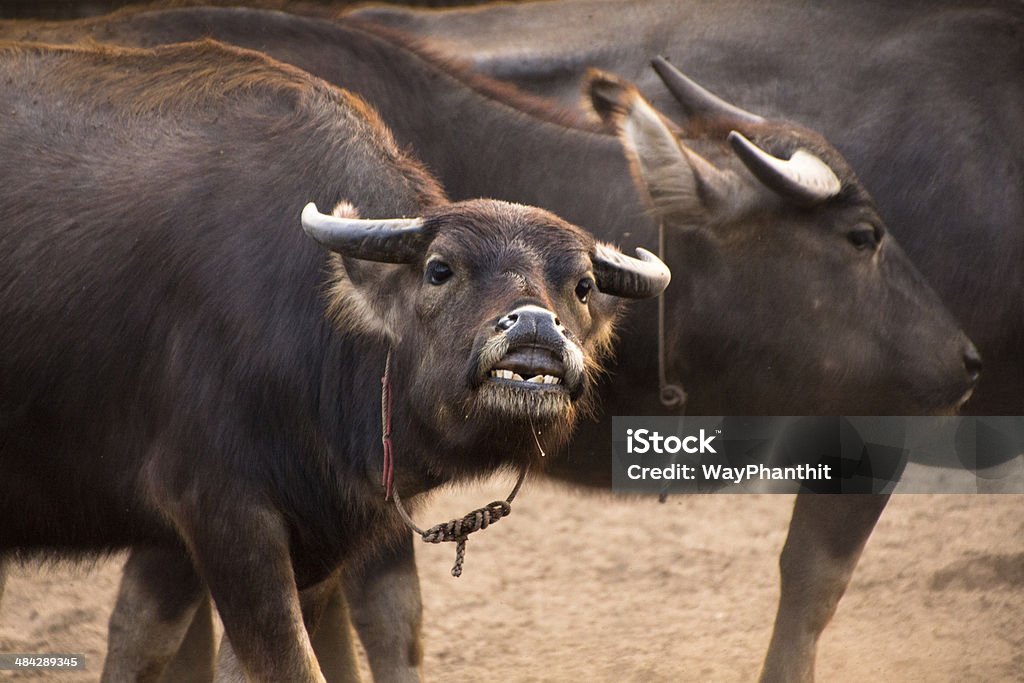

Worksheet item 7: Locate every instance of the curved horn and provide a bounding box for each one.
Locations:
[727,132,842,204]
[592,245,671,299]
[301,202,429,263]
[651,56,764,124]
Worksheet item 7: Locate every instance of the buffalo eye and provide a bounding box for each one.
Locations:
[847,223,882,251]
[575,277,594,304]
[426,260,453,285]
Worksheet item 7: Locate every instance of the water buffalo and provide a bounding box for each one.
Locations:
[0,38,667,682]
[585,63,982,417]
[0,7,982,682]
[350,0,1024,416]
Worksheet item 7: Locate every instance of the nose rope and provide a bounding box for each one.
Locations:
[380,349,530,577]
[657,218,687,409]
[381,351,395,500]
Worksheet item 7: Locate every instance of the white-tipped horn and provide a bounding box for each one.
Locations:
[592,245,671,299]
[727,132,842,204]
[301,202,428,263]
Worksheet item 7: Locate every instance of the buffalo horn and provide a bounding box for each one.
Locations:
[301,202,429,263]
[593,245,671,299]
[728,132,842,204]
[651,56,764,124]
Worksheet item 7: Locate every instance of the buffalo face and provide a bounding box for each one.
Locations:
[588,65,979,415]
[303,199,668,469]
[473,302,585,418]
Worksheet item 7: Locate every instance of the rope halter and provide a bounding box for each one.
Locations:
[380,349,530,577]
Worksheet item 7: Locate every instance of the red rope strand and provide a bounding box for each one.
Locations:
[381,352,394,500]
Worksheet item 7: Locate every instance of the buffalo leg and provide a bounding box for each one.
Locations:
[759,493,890,683]
[181,505,323,683]
[309,578,362,683]
[214,569,358,683]
[101,547,209,683]
[173,545,417,683]
[292,537,425,683]
[344,534,424,683]
[159,593,217,683]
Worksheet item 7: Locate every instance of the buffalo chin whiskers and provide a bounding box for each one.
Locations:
[475,382,573,422]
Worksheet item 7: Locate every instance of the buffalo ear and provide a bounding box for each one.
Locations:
[586,70,740,226]
[315,202,415,343]
[326,256,409,344]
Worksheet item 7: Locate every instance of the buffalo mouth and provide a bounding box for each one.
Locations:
[486,345,568,390]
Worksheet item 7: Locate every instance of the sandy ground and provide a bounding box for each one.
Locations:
[1,476,1022,682]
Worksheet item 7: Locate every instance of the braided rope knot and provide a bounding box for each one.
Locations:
[420,500,512,577]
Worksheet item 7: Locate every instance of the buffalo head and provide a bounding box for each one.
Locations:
[586,62,979,415]
[302,199,669,472]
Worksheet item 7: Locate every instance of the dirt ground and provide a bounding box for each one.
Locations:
[2,476,1022,682]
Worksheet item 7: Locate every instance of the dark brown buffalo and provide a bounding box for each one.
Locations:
[0,39,667,682]
[0,6,982,682]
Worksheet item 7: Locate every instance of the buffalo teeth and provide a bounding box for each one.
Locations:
[488,369,524,381]
[527,374,563,385]
[488,370,562,385]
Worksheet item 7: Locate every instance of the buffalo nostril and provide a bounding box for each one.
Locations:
[496,313,518,332]
[963,345,983,383]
